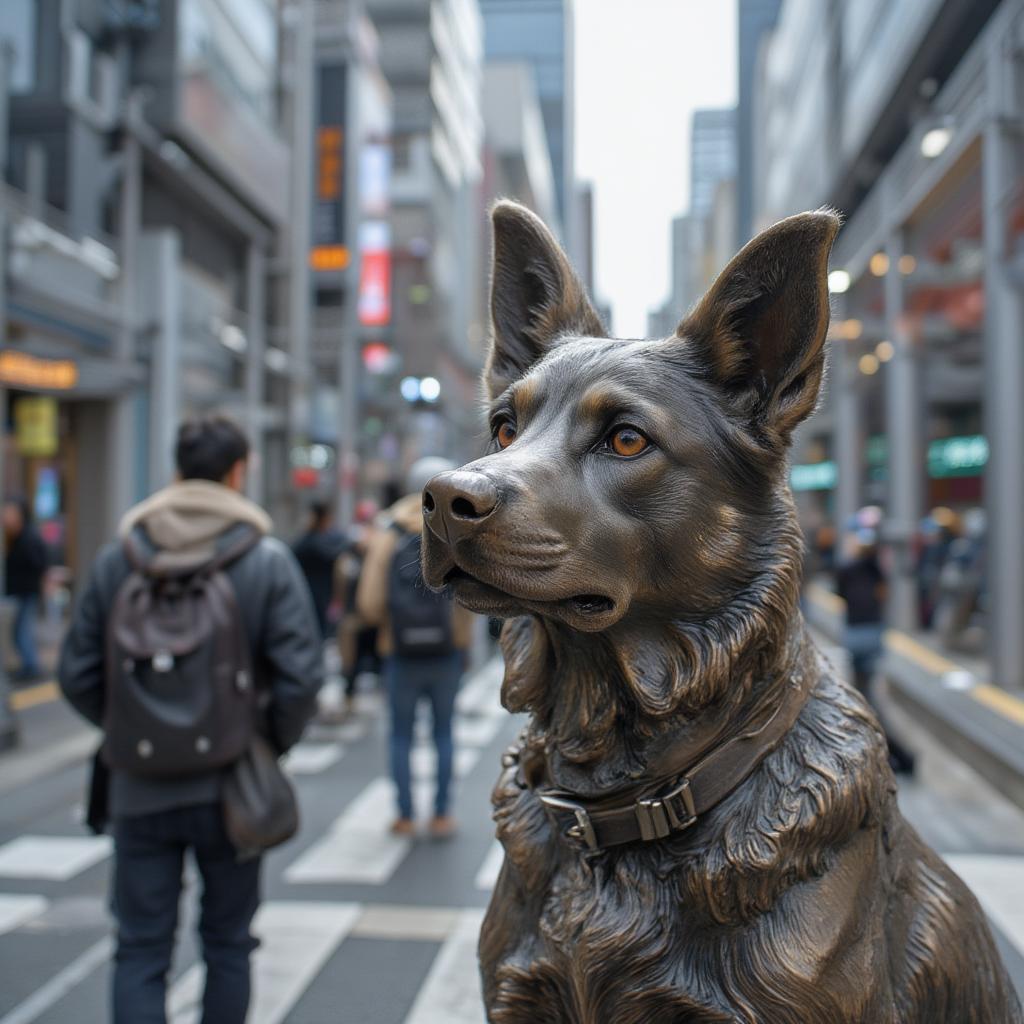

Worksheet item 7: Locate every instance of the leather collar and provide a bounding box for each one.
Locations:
[535,654,817,853]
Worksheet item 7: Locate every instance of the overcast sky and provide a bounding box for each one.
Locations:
[574,1,737,337]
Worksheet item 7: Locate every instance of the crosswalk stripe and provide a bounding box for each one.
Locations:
[474,841,503,891]
[945,854,1024,955]
[284,778,415,884]
[284,742,344,775]
[0,836,112,881]
[168,901,362,1024]
[0,936,114,1024]
[403,909,486,1024]
[410,745,480,780]
[0,895,48,936]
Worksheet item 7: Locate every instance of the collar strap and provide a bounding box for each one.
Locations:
[537,664,816,853]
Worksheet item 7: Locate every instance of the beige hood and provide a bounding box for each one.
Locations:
[119,480,272,572]
[384,492,426,534]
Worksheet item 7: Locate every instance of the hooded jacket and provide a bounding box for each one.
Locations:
[59,480,323,819]
[356,492,475,657]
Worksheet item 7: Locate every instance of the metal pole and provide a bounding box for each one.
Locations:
[109,94,143,527]
[337,24,363,529]
[832,333,861,551]
[245,242,267,504]
[0,43,18,749]
[288,0,316,498]
[982,36,1024,692]
[883,229,922,632]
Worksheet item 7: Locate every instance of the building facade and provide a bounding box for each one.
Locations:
[736,0,781,246]
[751,0,1022,690]
[0,0,295,574]
[477,0,575,258]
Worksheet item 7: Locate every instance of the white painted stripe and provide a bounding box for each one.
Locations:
[285,778,415,884]
[0,895,48,936]
[403,909,486,1024]
[452,716,503,749]
[284,742,344,775]
[456,660,504,716]
[168,901,361,1024]
[0,836,112,881]
[410,745,480,780]
[474,841,504,891]
[0,936,114,1024]
[945,854,1024,953]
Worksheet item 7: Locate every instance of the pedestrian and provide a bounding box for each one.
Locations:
[836,527,915,775]
[356,457,475,838]
[58,416,322,1024]
[4,497,48,682]
[292,501,349,639]
[334,500,380,715]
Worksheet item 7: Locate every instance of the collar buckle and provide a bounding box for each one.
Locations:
[636,776,697,840]
[539,792,599,851]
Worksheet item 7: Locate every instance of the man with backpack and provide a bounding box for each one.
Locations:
[356,457,475,838]
[59,416,322,1024]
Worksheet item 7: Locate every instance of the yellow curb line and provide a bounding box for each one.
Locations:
[971,684,1024,727]
[808,584,1024,726]
[9,680,59,711]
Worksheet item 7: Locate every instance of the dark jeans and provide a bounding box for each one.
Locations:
[112,803,261,1024]
[386,652,461,819]
[13,594,39,677]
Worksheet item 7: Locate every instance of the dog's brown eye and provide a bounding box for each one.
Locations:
[496,422,518,449]
[610,427,648,457]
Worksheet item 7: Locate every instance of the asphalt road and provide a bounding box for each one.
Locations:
[0,635,1021,1024]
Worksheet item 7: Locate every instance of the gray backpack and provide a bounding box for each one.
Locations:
[102,528,260,778]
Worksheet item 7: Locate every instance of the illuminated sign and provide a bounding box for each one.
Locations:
[312,65,347,260]
[317,126,343,201]
[928,435,988,478]
[0,350,78,390]
[358,221,391,326]
[309,245,350,271]
[790,461,837,492]
[15,396,59,457]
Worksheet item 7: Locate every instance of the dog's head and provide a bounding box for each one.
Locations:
[422,202,839,643]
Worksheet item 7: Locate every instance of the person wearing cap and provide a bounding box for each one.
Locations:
[356,458,475,838]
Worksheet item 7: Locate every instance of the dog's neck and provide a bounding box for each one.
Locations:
[499,537,806,797]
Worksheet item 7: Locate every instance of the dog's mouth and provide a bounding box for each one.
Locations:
[443,567,622,630]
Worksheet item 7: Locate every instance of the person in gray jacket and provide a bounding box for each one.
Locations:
[59,416,322,1024]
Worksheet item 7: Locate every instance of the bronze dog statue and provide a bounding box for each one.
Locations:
[421,201,1023,1023]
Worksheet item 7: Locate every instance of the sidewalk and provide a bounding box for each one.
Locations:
[804,581,1024,813]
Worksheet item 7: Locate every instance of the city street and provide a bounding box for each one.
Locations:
[0,636,1022,1024]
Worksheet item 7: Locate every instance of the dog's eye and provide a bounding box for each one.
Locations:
[496,421,518,449]
[609,427,649,457]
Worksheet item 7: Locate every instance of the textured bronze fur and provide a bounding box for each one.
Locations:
[421,202,1023,1023]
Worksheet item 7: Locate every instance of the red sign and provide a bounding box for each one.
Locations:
[358,221,391,327]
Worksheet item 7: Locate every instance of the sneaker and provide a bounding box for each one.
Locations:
[429,815,458,840]
[390,817,416,837]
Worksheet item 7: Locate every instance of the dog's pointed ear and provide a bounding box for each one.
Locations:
[677,210,841,445]
[486,201,605,399]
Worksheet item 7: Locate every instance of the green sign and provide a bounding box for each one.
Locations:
[791,461,837,491]
[928,435,988,478]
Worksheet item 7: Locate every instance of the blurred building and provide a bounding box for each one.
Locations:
[689,108,737,221]
[0,0,293,573]
[735,0,781,246]
[478,0,577,259]
[647,109,738,337]
[366,0,484,469]
[750,0,1023,690]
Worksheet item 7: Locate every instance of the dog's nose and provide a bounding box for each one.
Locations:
[423,470,499,541]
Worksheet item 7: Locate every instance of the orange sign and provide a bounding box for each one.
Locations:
[309,245,351,271]
[0,350,78,390]
[316,126,344,200]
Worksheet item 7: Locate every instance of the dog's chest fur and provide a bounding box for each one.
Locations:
[479,653,1013,1024]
